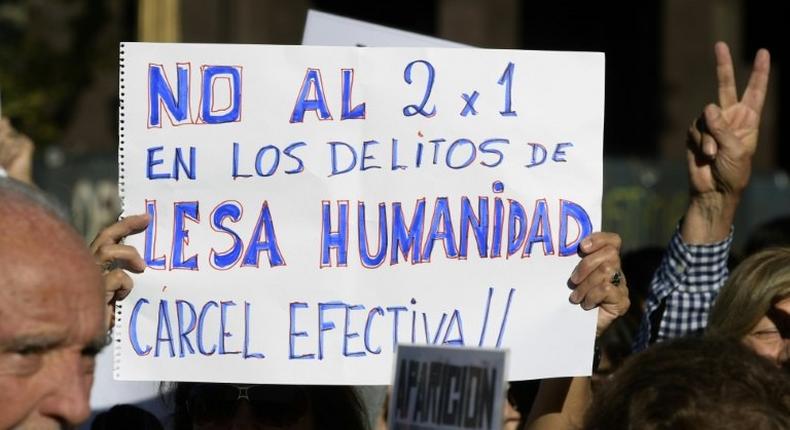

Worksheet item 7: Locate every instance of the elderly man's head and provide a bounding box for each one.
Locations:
[0,178,105,428]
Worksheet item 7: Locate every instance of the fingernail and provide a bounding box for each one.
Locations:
[569,292,579,304]
[582,238,592,250]
[570,267,579,282]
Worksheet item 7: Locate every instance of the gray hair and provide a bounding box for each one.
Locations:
[0,176,70,222]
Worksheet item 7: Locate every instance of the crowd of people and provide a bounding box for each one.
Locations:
[1,41,788,429]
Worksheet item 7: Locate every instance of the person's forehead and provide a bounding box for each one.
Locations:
[0,245,104,338]
[0,212,104,343]
[0,267,105,357]
[0,267,88,331]
[0,250,99,300]
[0,207,102,295]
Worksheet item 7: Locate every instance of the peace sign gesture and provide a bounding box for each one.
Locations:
[682,42,770,243]
[687,42,770,199]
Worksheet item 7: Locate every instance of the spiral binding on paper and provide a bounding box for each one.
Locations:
[114,42,126,380]
[113,303,124,379]
[118,42,126,214]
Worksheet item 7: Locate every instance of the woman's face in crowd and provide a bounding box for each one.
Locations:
[742,297,790,367]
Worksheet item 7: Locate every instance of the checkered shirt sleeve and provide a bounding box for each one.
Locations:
[633,226,732,352]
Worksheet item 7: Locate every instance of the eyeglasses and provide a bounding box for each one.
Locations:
[186,384,309,426]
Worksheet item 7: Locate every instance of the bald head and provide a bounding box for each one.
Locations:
[0,177,106,427]
[0,178,99,287]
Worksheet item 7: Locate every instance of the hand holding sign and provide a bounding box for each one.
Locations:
[568,232,629,337]
[90,214,149,330]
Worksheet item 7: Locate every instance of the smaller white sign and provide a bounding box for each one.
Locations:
[302,10,469,48]
[389,344,507,430]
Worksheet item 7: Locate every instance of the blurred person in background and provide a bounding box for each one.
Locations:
[584,336,790,429]
[707,248,790,368]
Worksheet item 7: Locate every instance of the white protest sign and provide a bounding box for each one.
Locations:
[389,345,507,430]
[116,42,604,384]
[302,10,468,48]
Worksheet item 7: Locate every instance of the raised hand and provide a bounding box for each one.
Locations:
[683,42,770,243]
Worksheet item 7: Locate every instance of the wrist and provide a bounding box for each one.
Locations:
[681,192,739,244]
[690,187,742,206]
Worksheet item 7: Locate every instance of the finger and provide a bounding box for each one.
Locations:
[591,288,630,321]
[95,244,146,273]
[104,269,134,303]
[703,104,741,154]
[581,283,619,311]
[599,273,628,307]
[571,244,619,285]
[583,272,629,312]
[89,213,150,252]
[568,267,615,305]
[577,231,621,255]
[687,113,717,161]
[0,118,11,138]
[688,117,703,147]
[741,48,771,116]
[700,132,718,158]
[715,42,738,109]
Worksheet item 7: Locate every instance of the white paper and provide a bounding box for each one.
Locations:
[302,10,468,48]
[117,42,604,384]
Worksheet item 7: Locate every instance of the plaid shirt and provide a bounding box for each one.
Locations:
[633,227,733,352]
